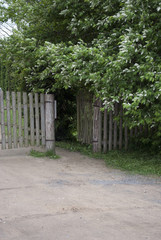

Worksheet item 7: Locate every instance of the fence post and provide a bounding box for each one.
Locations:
[113,103,118,150]
[103,109,108,153]
[45,94,55,154]
[0,89,6,149]
[109,110,113,151]
[93,99,102,153]
[119,104,123,150]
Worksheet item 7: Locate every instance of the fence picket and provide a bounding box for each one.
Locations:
[12,92,18,148]
[23,92,28,147]
[40,94,45,146]
[17,92,23,147]
[98,101,102,152]
[103,109,108,153]
[0,90,6,149]
[109,110,113,151]
[93,99,102,152]
[119,105,123,150]
[6,91,12,148]
[29,93,35,146]
[35,93,40,146]
[114,103,118,150]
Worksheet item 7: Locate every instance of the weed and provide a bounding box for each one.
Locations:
[30,150,60,159]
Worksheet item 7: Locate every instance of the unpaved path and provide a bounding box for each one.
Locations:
[0,147,161,240]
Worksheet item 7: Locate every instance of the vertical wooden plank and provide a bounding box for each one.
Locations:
[84,103,88,143]
[76,95,80,141]
[90,99,93,144]
[17,92,23,147]
[125,125,128,150]
[87,100,92,144]
[83,103,87,143]
[93,99,102,152]
[6,91,12,148]
[29,93,35,146]
[23,92,28,147]
[12,92,18,148]
[40,93,45,146]
[98,101,102,152]
[113,103,118,150]
[109,110,113,151]
[0,90,6,149]
[45,94,55,153]
[86,100,90,144]
[35,93,40,146]
[93,99,99,152]
[80,94,82,142]
[103,109,108,153]
[77,94,82,142]
[119,104,123,150]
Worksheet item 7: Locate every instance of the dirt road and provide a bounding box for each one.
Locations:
[0,147,161,240]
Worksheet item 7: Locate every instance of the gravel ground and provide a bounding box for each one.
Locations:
[0,147,161,240]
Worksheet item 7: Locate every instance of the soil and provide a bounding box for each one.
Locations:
[0,147,161,240]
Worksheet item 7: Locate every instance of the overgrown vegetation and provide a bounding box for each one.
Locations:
[0,0,161,151]
[56,141,161,176]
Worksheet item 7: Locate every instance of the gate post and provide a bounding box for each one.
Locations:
[93,99,102,153]
[45,94,55,154]
[0,89,6,149]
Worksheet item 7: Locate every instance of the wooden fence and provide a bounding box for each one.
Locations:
[77,92,93,144]
[93,100,148,152]
[0,90,55,151]
[77,92,147,152]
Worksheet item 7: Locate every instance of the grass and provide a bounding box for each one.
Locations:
[56,141,161,177]
[30,150,60,159]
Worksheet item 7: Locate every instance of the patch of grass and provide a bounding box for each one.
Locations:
[56,141,161,176]
[30,150,60,159]
[56,140,92,155]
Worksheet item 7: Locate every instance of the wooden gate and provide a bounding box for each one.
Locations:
[0,90,55,151]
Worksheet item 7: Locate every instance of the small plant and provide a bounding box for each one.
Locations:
[30,149,60,159]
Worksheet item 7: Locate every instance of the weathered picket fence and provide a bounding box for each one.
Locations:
[77,92,147,152]
[0,90,55,152]
[93,100,127,152]
[93,100,149,152]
